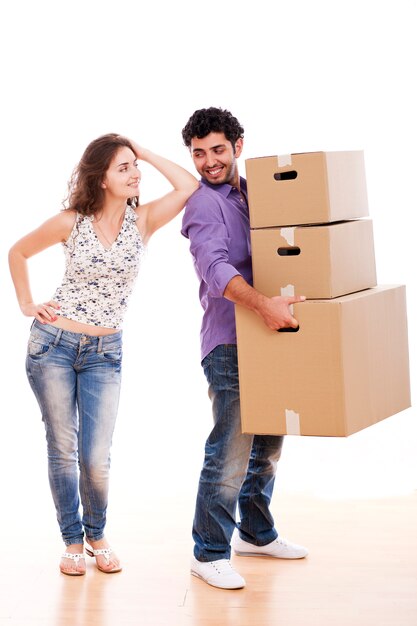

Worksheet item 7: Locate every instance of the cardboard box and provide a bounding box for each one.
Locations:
[251,219,377,299]
[245,151,369,228]
[235,285,411,437]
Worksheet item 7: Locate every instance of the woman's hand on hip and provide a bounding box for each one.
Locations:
[21,301,60,324]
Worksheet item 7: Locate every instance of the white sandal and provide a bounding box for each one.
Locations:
[60,552,86,576]
[85,546,122,573]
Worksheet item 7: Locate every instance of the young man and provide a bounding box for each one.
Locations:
[181,108,308,590]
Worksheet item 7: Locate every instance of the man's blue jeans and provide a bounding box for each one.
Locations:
[25,320,122,546]
[193,344,284,561]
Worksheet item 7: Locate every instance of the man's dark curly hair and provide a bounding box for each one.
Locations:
[182,107,244,150]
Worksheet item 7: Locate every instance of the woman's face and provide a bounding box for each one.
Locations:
[102,146,141,200]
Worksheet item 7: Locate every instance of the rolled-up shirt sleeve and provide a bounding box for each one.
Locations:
[182,194,240,298]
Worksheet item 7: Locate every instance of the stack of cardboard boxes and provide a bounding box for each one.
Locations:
[235,151,411,437]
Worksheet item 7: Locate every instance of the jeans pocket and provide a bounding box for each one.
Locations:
[27,335,53,358]
[203,346,239,390]
[101,348,122,362]
[202,353,214,384]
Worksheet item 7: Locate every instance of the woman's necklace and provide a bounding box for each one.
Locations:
[93,210,125,248]
[94,220,115,248]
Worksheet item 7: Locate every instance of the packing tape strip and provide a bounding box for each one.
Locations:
[281,284,295,314]
[285,409,301,435]
[277,154,292,167]
[280,227,295,246]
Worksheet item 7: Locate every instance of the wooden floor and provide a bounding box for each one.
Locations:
[0,492,416,626]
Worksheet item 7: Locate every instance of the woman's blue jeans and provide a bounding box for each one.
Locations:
[193,344,284,562]
[26,320,122,546]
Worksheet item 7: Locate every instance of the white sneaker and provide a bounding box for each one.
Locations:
[191,557,246,589]
[233,534,308,559]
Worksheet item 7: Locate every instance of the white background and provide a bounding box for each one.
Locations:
[0,0,416,538]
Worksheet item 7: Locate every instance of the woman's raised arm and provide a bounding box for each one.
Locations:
[131,141,199,243]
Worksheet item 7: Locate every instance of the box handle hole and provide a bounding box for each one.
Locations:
[278,326,300,333]
[277,246,301,256]
[274,171,298,181]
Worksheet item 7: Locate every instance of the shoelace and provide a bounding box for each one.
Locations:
[211,560,237,575]
[276,537,289,546]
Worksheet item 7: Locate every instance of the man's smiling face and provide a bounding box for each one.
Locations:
[190,132,243,187]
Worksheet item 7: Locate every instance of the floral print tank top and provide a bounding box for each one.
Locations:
[53,205,145,329]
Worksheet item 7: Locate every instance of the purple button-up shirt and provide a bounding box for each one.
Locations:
[181,177,252,361]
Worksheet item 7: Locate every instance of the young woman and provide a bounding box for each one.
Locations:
[8,134,198,576]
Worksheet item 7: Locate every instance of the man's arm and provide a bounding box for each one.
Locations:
[182,193,304,330]
[182,194,241,298]
[224,275,305,330]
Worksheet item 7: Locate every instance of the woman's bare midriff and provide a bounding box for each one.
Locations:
[50,315,119,336]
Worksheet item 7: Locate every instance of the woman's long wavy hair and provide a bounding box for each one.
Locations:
[63,133,138,216]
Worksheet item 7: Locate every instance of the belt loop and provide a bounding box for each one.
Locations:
[97,336,103,353]
[53,329,63,346]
